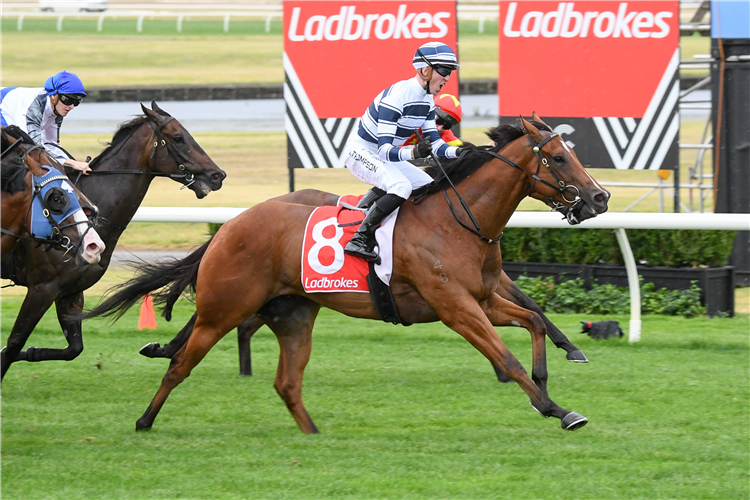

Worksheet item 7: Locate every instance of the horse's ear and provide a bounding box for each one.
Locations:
[25,150,46,177]
[531,111,548,127]
[151,101,171,117]
[141,102,162,122]
[520,116,544,143]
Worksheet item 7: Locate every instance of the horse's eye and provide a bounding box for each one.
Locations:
[554,156,565,164]
[174,135,184,143]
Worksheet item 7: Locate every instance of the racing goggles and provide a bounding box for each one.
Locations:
[59,94,82,107]
[432,66,453,78]
[435,109,458,130]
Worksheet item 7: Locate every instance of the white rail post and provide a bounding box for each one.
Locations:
[57,14,64,32]
[17,14,24,31]
[479,15,485,34]
[137,14,144,33]
[224,14,230,33]
[615,228,641,342]
[97,14,105,32]
[265,15,272,33]
[177,14,183,33]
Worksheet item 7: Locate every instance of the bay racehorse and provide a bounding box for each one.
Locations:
[0,102,226,380]
[1,126,105,263]
[136,121,607,376]
[86,115,608,433]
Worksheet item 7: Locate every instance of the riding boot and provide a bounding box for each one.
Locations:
[356,187,386,209]
[345,194,405,262]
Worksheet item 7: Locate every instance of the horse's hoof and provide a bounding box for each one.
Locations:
[561,411,588,430]
[135,419,152,431]
[139,343,162,358]
[566,349,589,363]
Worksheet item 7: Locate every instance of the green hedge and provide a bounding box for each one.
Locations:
[501,228,736,267]
[516,276,706,317]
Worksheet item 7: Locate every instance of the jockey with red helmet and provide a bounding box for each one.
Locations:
[342,42,464,263]
[403,93,463,147]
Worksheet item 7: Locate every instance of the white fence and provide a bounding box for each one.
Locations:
[132,208,749,343]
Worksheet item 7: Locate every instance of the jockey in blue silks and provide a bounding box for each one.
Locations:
[342,42,464,263]
[0,70,91,174]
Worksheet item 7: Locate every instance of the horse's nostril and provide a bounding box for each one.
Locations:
[211,172,225,181]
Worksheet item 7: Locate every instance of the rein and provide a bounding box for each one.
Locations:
[422,131,583,245]
[71,116,195,189]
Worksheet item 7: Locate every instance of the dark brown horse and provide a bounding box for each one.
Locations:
[87,116,609,433]
[1,126,105,262]
[0,102,226,380]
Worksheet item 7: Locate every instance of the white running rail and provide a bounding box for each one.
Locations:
[131,209,749,343]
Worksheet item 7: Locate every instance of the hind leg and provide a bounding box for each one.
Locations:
[259,296,321,434]
[139,313,197,359]
[136,311,244,431]
[237,316,265,376]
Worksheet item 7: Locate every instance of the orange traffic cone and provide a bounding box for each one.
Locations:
[138,293,157,330]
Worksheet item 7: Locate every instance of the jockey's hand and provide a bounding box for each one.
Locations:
[413,136,432,159]
[65,159,91,175]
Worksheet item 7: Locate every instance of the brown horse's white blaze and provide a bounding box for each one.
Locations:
[72,210,105,264]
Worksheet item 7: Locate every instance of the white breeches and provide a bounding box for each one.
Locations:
[343,137,433,199]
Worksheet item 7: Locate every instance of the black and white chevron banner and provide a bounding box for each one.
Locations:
[592,48,680,170]
[284,52,358,169]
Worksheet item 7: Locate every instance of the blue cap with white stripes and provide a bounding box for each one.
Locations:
[412,42,460,70]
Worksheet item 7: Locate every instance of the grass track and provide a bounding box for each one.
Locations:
[2,296,748,499]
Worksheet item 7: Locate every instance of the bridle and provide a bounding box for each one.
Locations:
[68,115,198,230]
[420,130,584,245]
[71,115,196,188]
[487,132,582,207]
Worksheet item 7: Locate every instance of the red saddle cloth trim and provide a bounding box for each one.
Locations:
[301,195,370,293]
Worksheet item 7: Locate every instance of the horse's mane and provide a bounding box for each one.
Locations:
[1,125,36,194]
[412,120,552,199]
[88,107,172,169]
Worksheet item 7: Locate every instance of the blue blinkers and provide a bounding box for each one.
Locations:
[30,166,83,239]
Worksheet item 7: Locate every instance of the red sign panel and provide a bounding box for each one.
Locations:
[500,1,679,117]
[284,0,459,170]
[285,0,459,118]
[499,1,680,169]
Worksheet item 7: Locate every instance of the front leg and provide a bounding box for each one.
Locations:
[483,293,549,395]
[23,292,86,362]
[430,291,586,430]
[1,286,57,380]
[496,271,588,362]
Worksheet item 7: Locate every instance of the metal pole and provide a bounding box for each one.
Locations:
[615,228,641,343]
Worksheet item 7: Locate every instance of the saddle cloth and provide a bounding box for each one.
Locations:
[301,195,398,294]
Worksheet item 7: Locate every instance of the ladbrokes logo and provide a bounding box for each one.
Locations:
[503,2,673,38]
[288,5,451,41]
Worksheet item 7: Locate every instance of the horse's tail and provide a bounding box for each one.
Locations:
[82,236,214,322]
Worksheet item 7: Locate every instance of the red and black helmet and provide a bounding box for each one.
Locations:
[434,93,462,129]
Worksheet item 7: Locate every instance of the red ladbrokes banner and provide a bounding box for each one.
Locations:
[284,0,459,169]
[499,1,680,169]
